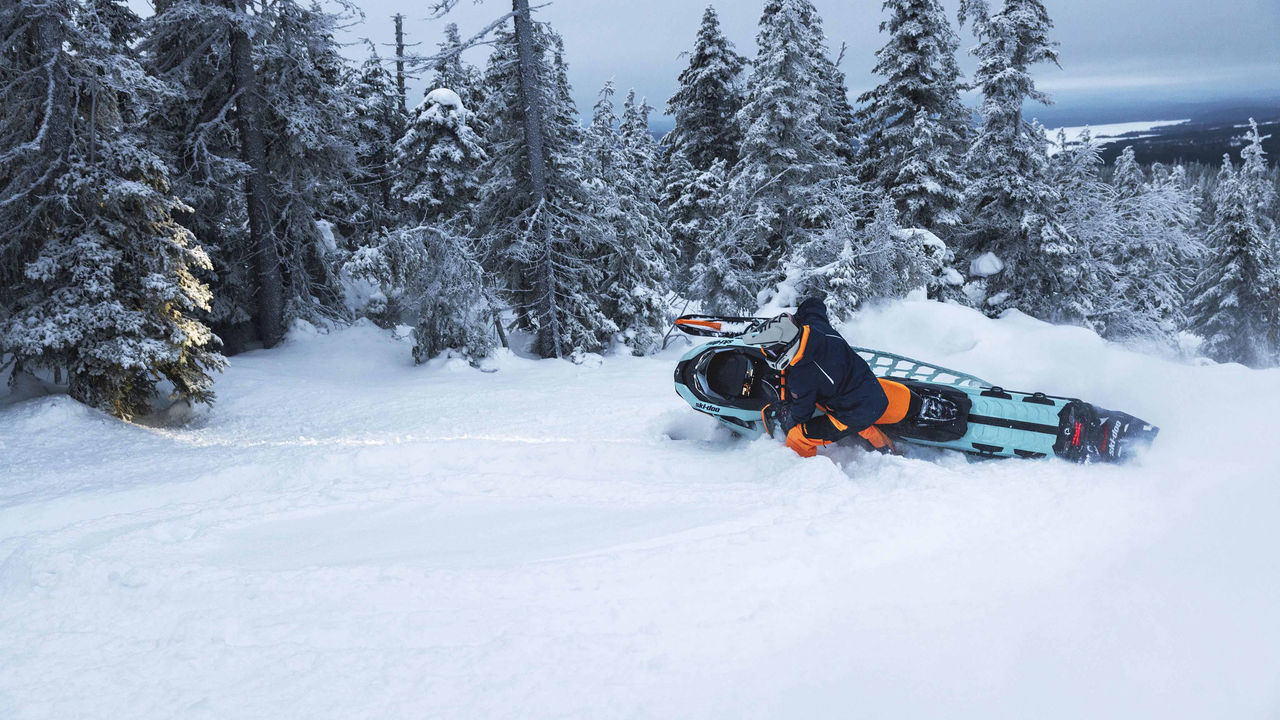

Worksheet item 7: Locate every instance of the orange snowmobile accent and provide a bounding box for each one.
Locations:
[675,318,722,331]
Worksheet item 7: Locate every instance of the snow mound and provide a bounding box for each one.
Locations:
[894,226,945,251]
[969,251,1005,277]
[425,87,463,111]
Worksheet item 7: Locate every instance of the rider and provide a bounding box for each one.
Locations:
[742,296,910,457]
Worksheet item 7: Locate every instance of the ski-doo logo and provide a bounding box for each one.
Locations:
[706,340,732,346]
[1106,422,1122,455]
[695,402,721,413]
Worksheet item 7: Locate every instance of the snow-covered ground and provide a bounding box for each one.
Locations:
[3,300,1279,719]
[1044,119,1189,153]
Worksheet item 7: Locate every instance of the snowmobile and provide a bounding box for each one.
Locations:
[671,314,1158,464]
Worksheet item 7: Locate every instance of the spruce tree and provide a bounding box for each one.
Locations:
[1104,148,1201,343]
[255,0,361,320]
[687,159,758,314]
[1111,145,1145,200]
[823,235,874,321]
[809,33,857,167]
[804,197,933,318]
[475,23,614,358]
[0,0,224,417]
[856,0,969,230]
[1042,129,1116,326]
[581,81,622,180]
[395,88,487,222]
[376,88,495,361]
[140,0,253,349]
[430,23,484,110]
[959,0,1065,317]
[663,6,747,292]
[668,158,750,313]
[726,0,846,281]
[664,6,747,172]
[607,91,674,353]
[578,84,673,353]
[342,48,404,247]
[1239,119,1277,241]
[1190,157,1280,367]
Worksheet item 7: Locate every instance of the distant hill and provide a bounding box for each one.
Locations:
[649,98,1280,165]
[1093,114,1280,166]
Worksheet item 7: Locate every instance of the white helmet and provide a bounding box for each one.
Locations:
[742,314,802,371]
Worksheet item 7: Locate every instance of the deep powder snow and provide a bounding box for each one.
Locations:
[2,299,1278,719]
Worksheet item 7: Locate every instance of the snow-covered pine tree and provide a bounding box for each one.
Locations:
[475,21,614,358]
[726,0,846,281]
[810,36,857,168]
[821,227,874,321]
[677,159,758,313]
[958,0,1066,317]
[840,199,905,315]
[1103,147,1201,343]
[856,0,968,230]
[0,0,73,315]
[254,0,361,321]
[1041,128,1116,326]
[430,23,484,110]
[1239,119,1277,241]
[803,196,932,319]
[143,0,281,351]
[391,87,494,361]
[581,81,621,179]
[342,47,405,247]
[596,90,675,354]
[140,0,237,343]
[395,88,487,223]
[1190,156,1280,367]
[619,90,659,171]
[662,6,746,291]
[664,6,747,172]
[1111,144,1145,200]
[0,0,224,417]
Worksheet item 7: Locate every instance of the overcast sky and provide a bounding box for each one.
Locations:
[132,0,1280,126]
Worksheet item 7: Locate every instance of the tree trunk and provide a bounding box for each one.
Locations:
[511,0,560,357]
[226,0,284,348]
[393,14,408,115]
[33,11,72,165]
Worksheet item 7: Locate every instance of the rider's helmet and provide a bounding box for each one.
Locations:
[741,314,801,370]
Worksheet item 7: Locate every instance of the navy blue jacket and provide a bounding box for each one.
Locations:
[782,297,888,437]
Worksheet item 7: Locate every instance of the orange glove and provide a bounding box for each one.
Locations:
[786,424,832,457]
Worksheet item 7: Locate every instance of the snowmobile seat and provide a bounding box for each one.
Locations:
[878,379,971,442]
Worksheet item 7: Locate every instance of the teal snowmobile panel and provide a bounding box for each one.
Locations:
[673,338,1158,463]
